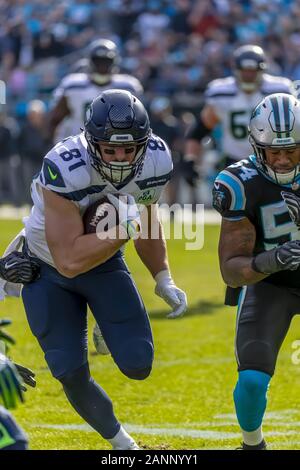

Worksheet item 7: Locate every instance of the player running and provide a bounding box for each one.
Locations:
[0,89,187,450]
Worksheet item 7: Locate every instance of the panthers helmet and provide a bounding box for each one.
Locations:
[84,89,151,184]
[88,39,119,85]
[249,93,300,184]
[233,44,266,92]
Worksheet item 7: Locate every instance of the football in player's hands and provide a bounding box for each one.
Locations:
[82,197,119,234]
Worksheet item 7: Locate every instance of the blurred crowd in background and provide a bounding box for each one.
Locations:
[1,0,300,205]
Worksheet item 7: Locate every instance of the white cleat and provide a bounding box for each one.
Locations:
[113,442,140,450]
[93,323,110,355]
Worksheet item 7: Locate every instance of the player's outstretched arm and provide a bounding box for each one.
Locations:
[134,204,187,318]
[43,188,126,278]
[219,217,268,288]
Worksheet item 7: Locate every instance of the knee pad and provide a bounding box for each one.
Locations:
[237,370,271,398]
[116,338,153,380]
[238,340,275,376]
[120,365,152,381]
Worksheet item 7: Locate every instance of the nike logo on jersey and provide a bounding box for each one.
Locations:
[48,166,58,181]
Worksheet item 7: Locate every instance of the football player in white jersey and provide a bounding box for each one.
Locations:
[0,90,187,450]
[48,39,143,143]
[184,44,294,186]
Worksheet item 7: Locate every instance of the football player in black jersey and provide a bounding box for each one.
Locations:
[213,93,300,450]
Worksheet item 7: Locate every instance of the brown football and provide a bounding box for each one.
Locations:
[82,197,119,234]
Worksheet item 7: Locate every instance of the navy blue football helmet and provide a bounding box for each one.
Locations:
[233,44,266,92]
[84,89,151,184]
[88,39,119,84]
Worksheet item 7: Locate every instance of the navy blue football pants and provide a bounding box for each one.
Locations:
[22,253,154,439]
[0,407,28,450]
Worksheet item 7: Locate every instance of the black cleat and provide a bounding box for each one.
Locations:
[236,439,267,450]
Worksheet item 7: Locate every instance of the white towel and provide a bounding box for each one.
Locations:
[0,229,26,301]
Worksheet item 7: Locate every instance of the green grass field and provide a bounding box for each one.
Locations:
[1,219,300,450]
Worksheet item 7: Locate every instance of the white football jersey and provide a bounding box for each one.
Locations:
[52,72,143,142]
[205,73,293,160]
[24,133,173,267]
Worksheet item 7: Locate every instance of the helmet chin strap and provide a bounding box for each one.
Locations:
[266,164,299,185]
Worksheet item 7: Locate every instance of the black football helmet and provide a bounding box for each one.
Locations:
[233,44,266,92]
[88,39,119,85]
[84,89,151,184]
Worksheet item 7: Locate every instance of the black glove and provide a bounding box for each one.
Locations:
[0,250,40,284]
[281,191,300,228]
[252,240,300,274]
[0,319,15,347]
[13,363,36,391]
[181,159,200,187]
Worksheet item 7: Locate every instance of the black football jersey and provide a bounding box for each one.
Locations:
[213,155,300,288]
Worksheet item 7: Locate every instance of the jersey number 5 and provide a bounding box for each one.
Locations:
[230,111,248,139]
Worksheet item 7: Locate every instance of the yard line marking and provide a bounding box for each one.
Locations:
[215,409,299,421]
[31,423,300,440]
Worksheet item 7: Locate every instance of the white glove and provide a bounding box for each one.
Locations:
[154,270,187,319]
[107,193,141,239]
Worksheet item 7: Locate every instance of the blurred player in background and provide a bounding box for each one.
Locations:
[184,44,294,189]
[213,93,300,449]
[48,38,143,143]
[0,89,187,450]
[0,318,36,450]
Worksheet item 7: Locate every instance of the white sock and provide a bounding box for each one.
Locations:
[108,426,135,449]
[242,425,263,446]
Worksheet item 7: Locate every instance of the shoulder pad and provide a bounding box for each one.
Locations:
[205,77,237,98]
[261,74,293,94]
[213,167,247,219]
[147,134,173,175]
[111,74,143,95]
[39,135,90,195]
[136,135,173,192]
[58,73,90,91]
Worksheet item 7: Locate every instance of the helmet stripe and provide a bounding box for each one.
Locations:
[282,95,291,137]
[270,96,282,136]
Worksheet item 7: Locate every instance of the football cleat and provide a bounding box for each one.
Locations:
[236,439,267,450]
[93,323,110,355]
[113,441,140,450]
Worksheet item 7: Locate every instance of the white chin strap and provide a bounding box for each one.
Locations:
[266,164,300,185]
